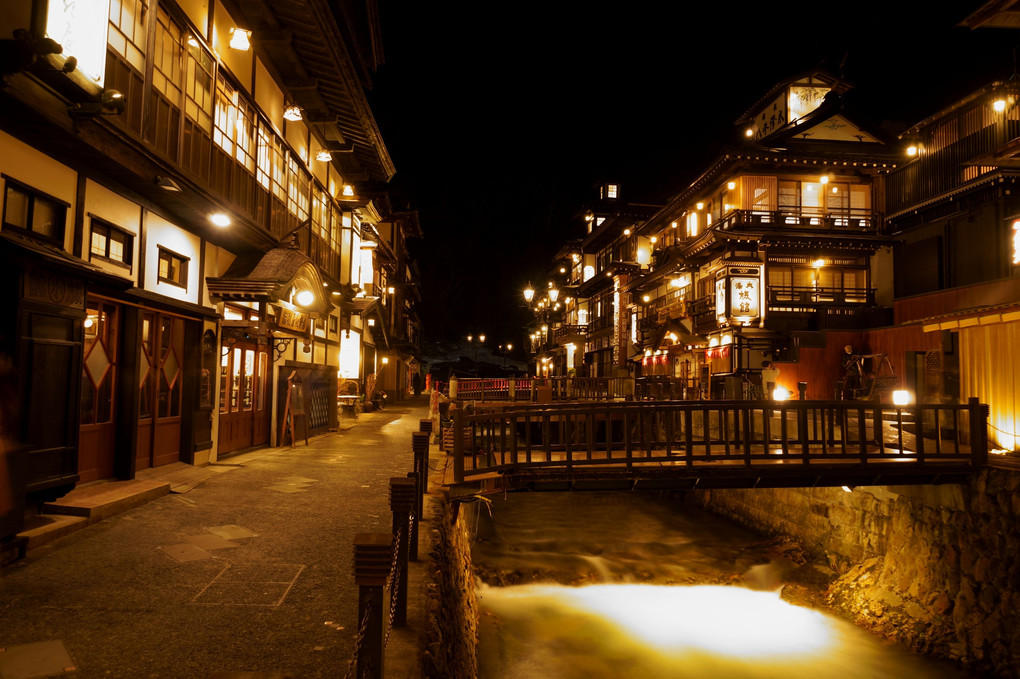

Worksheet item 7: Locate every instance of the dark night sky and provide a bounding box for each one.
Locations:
[367,3,1020,346]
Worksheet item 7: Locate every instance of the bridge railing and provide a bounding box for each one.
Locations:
[450,397,989,483]
[448,377,635,402]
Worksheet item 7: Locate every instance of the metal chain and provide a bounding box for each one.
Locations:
[341,598,373,679]
[384,522,404,646]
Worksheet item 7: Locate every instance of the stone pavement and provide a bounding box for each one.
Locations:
[0,397,434,679]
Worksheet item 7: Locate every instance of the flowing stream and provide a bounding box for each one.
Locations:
[470,492,974,679]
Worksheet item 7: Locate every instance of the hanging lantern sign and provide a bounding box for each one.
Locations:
[717,264,763,326]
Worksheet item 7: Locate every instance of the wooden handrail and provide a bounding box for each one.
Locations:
[448,399,989,484]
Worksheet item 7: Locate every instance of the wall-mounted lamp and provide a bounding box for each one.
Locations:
[283,105,302,122]
[296,289,315,306]
[209,213,231,227]
[156,176,182,192]
[523,284,535,304]
[229,28,251,51]
[906,145,918,157]
[342,184,356,197]
[315,149,333,162]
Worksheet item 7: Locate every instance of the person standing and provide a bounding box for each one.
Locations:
[761,360,780,397]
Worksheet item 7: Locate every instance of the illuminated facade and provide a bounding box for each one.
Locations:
[0,0,415,537]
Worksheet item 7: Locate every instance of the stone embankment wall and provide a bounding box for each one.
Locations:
[689,469,1020,678]
[422,490,478,679]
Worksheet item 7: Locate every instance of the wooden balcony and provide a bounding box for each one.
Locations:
[716,208,882,234]
[554,324,588,345]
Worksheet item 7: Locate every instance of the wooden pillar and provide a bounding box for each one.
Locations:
[353,533,390,679]
[389,477,415,627]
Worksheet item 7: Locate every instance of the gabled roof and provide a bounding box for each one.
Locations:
[206,246,334,317]
[734,69,851,126]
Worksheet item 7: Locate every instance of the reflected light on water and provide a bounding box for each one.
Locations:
[482,583,833,659]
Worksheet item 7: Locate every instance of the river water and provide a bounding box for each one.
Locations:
[470,492,974,679]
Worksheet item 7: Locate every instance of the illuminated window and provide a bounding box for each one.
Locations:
[287,155,310,220]
[150,10,184,159]
[89,219,133,267]
[607,184,618,199]
[2,180,66,244]
[157,247,189,288]
[184,38,214,134]
[108,0,147,72]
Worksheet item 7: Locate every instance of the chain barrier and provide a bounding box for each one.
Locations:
[341,597,374,679]
[384,522,405,646]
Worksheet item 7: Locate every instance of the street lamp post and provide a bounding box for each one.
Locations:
[467,333,485,375]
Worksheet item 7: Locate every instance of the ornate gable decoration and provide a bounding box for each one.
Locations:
[794,114,882,143]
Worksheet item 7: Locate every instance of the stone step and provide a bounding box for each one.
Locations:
[42,478,170,523]
[18,513,88,550]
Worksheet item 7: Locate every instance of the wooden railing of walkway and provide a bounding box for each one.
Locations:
[448,397,989,490]
[446,377,636,402]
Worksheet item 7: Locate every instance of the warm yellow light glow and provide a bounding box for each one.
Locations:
[316,149,333,162]
[891,390,912,406]
[670,221,677,228]
[650,236,657,244]
[811,258,825,268]
[229,28,251,51]
[295,289,314,306]
[560,267,566,273]
[548,285,560,303]
[624,228,631,236]
[283,105,303,121]
[524,285,535,303]
[993,98,1008,113]
[727,181,736,190]
[342,184,355,197]
[210,213,231,227]
[381,357,389,365]
[668,333,678,342]
[636,246,651,266]
[540,325,548,333]
[479,334,486,342]
[772,386,790,401]
[584,211,594,222]
[367,318,375,326]
[819,175,829,185]
[642,295,651,303]
[696,202,704,210]
[187,36,200,48]
[841,485,853,493]
[745,128,754,137]
[906,145,918,157]
[1013,221,1020,265]
[387,287,395,294]
[479,584,834,659]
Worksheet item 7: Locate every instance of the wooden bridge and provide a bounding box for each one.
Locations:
[442,397,989,495]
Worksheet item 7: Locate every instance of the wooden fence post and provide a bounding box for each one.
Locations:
[353,533,391,679]
[968,397,989,467]
[389,478,415,627]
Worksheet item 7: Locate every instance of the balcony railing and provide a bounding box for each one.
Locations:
[767,286,876,307]
[554,324,588,342]
[715,208,882,234]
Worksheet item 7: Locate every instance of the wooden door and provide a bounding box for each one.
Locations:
[217,342,270,455]
[79,299,118,483]
[136,312,183,469]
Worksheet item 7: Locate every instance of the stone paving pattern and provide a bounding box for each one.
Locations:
[0,397,431,679]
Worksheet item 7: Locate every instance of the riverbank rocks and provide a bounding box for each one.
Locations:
[689,468,1020,678]
[422,492,478,679]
